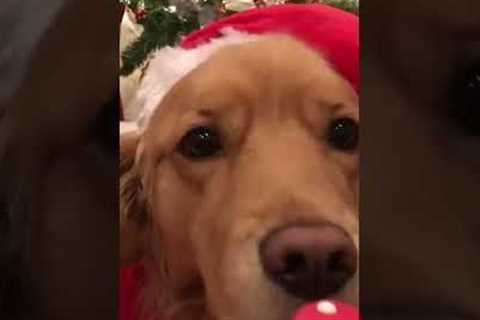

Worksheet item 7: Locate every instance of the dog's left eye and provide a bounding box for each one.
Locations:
[177,126,223,160]
[327,117,359,152]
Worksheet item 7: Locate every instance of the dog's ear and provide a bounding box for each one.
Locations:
[120,130,148,264]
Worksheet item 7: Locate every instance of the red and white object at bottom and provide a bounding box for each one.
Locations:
[292,300,359,320]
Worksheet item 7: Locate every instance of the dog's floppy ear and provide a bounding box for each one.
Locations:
[120,130,147,264]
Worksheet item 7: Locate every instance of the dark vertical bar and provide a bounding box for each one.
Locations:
[0,1,121,319]
[361,1,480,319]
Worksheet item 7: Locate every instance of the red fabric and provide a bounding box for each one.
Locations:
[120,265,145,320]
[292,300,359,320]
[180,4,359,93]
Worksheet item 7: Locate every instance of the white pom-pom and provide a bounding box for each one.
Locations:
[130,28,262,131]
[316,300,337,315]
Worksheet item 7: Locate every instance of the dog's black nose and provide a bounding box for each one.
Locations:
[260,224,357,300]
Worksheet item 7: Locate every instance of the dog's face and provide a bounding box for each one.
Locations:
[121,36,358,320]
[363,1,480,319]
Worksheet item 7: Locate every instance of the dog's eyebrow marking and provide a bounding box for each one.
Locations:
[304,102,346,123]
[197,108,215,118]
[329,103,346,113]
[328,103,358,120]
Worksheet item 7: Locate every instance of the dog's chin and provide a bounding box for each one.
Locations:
[210,298,301,320]
[203,270,299,320]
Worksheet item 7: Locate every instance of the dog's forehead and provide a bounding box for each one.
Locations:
[181,36,355,114]
[144,35,358,149]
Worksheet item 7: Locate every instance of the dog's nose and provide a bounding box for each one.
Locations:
[260,224,357,300]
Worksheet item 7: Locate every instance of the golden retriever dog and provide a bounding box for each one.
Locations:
[120,36,359,320]
[362,1,480,319]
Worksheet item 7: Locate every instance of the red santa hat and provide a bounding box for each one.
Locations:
[180,4,358,89]
[125,3,358,131]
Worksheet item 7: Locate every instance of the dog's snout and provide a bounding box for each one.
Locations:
[260,224,357,300]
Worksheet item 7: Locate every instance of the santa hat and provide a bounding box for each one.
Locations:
[121,3,358,133]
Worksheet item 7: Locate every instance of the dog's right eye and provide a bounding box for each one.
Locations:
[177,126,223,160]
[327,117,359,152]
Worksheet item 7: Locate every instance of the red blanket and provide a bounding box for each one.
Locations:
[120,265,145,320]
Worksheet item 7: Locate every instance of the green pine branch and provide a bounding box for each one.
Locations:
[120,6,199,76]
[321,0,358,15]
[120,0,142,11]
[286,0,358,15]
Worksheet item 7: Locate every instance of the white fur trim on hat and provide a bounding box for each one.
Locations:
[125,28,261,133]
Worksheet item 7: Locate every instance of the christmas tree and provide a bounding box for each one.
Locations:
[119,0,358,76]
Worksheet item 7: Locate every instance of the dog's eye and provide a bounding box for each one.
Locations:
[449,60,480,135]
[327,117,359,151]
[177,126,222,160]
